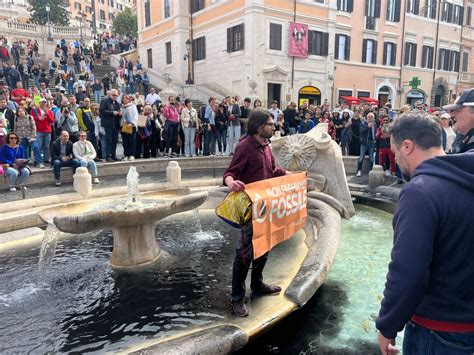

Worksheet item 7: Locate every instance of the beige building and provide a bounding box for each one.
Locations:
[136,0,474,108]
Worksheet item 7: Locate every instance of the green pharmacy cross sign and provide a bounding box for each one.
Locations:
[409,77,421,89]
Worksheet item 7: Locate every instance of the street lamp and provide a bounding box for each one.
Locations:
[184,39,194,85]
[45,3,53,42]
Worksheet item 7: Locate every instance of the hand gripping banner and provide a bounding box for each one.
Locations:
[245,172,307,259]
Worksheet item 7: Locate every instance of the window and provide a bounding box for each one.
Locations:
[450,51,460,72]
[147,48,153,69]
[338,90,353,103]
[191,0,204,13]
[109,0,114,6]
[75,2,81,10]
[462,51,469,72]
[357,91,371,99]
[407,0,419,15]
[227,24,245,52]
[383,42,397,66]
[365,0,381,18]
[421,45,434,68]
[467,6,472,26]
[337,0,353,12]
[165,42,172,64]
[423,0,437,19]
[386,0,401,22]
[269,23,282,50]
[108,13,115,20]
[192,36,206,61]
[86,6,92,13]
[335,34,351,60]
[438,48,450,71]
[100,9,106,20]
[164,0,171,18]
[442,2,453,23]
[308,31,329,56]
[453,5,463,25]
[362,39,377,64]
[404,42,417,66]
[144,0,151,27]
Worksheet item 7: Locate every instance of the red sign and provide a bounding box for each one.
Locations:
[288,22,308,58]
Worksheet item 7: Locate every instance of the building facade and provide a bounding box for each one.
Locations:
[136,0,474,108]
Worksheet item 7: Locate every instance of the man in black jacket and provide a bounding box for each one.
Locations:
[444,88,474,153]
[51,131,81,186]
[99,89,122,161]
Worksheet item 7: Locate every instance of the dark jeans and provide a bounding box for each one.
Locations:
[103,126,119,159]
[203,125,217,155]
[87,131,99,157]
[121,127,137,157]
[403,321,474,355]
[231,221,269,303]
[135,136,150,158]
[216,129,227,154]
[53,158,81,180]
[165,121,179,154]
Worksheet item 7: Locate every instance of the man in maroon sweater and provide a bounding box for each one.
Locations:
[223,108,287,317]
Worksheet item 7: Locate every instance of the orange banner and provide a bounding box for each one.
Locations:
[245,172,308,259]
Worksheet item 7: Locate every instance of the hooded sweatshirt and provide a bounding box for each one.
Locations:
[376,152,474,339]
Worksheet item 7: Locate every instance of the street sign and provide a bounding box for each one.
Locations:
[409,77,421,89]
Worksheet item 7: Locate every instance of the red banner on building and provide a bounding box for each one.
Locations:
[288,22,308,57]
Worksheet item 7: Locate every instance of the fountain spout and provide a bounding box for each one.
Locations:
[127,166,140,203]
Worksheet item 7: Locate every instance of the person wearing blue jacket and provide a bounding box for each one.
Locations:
[376,112,474,355]
[0,132,30,191]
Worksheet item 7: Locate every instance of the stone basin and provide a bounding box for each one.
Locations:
[39,188,208,268]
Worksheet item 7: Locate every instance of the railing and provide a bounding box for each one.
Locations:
[0,20,92,39]
[6,21,37,32]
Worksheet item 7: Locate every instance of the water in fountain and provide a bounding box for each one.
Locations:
[38,223,60,271]
[127,166,140,203]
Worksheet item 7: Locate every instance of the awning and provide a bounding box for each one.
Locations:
[359,97,379,105]
[339,96,361,105]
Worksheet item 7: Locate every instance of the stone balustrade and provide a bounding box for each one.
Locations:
[0,21,92,40]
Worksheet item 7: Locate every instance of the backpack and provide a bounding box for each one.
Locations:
[199,105,206,120]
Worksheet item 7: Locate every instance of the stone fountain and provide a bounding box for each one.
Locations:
[39,167,208,268]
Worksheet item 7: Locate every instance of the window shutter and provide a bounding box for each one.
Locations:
[373,40,377,63]
[391,43,397,66]
[374,0,381,18]
[455,52,460,72]
[394,0,401,22]
[468,7,472,26]
[431,0,437,19]
[322,32,329,56]
[421,46,426,67]
[240,24,245,51]
[383,42,387,65]
[362,39,367,62]
[348,0,354,12]
[414,0,419,15]
[345,36,351,61]
[404,43,410,65]
[227,27,232,52]
[365,0,369,16]
[277,25,282,50]
[308,31,314,55]
[448,3,453,23]
[429,47,434,68]
[335,34,340,59]
[202,37,206,59]
[411,43,417,66]
[438,49,443,70]
[459,6,464,26]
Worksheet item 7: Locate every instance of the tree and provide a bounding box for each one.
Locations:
[112,8,138,38]
[28,0,69,26]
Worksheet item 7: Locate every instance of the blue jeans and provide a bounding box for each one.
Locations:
[53,158,81,181]
[203,125,217,155]
[20,137,42,162]
[357,141,375,172]
[226,124,241,155]
[36,132,51,163]
[103,126,118,159]
[79,160,98,177]
[403,321,474,355]
[216,129,227,154]
[183,126,196,157]
[94,90,101,103]
[5,167,29,187]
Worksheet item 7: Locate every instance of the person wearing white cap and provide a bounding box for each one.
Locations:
[439,113,456,154]
[443,88,474,153]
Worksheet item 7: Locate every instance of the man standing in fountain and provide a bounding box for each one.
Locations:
[223,108,287,317]
[376,112,474,354]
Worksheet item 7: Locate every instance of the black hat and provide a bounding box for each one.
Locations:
[443,88,474,111]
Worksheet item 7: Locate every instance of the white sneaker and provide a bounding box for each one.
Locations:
[129,156,135,161]
[385,170,390,177]
[9,187,16,192]
[123,156,129,161]
[39,163,45,169]
[93,177,100,184]
[356,171,362,177]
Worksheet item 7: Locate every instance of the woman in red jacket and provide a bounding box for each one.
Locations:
[31,98,54,164]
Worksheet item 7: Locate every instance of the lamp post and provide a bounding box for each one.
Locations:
[45,3,53,42]
[184,39,193,85]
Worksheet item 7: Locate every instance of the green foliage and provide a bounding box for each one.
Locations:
[28,0,69,26]
[112,8,137,38]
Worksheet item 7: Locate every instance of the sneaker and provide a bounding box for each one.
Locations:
[112,157,121,161]
[171,152,178,157]
[129,156,135,161]
[106,158,114,162]
[9,187,16,192]
[55,181,61,186]
[251,283,282,296]
[385,170,390,177]
[93,177,100,184]
[356,171,362,177]
[230,301,249,317]
[39,163,45,169]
